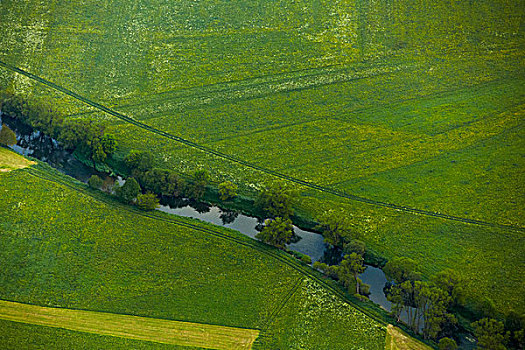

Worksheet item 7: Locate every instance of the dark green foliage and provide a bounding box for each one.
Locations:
[343,239,366,257]
[383,257,422,284]
[438,337,458,350]
[138,168,183,197]
[0,123,16,146]
[339,253,366,295]
[316,209,357,249]
[185,169,209,200]
[218,181,237,201]
[136,193,159,211]
[505,311,525,349]
[358,278,370,296]
[87,175,104,190]
[472,318,508,350]
[255,183,294,219]
[125,150,154,172]
[255,217,294,249]
[433,268,465,307]
[313,261,339,280]
[116,178,140,203]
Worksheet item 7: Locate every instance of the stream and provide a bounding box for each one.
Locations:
[0,114,476,347]
[1,113,390,298]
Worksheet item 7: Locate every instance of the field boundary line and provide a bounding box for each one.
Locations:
[23,167,389,328]
[1,60,523,232]
[261,277,304,332]
[0,299,259,350]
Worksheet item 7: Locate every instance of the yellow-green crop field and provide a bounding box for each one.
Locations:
[0,164,387,349]
[0,0,523,316]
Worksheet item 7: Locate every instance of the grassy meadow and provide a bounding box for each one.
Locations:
[0,162,388,349]
[0,0,523,317]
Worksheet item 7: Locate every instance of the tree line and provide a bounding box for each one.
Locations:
[1,91,523,349]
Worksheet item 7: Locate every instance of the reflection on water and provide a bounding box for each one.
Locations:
[2,113,395,310]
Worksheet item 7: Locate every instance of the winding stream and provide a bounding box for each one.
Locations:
[1,114,479,347]
[0,114,407,316]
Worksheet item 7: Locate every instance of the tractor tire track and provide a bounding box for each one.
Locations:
[24,167,388,328]
[2,60,523,233]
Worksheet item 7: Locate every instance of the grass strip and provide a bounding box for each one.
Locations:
[0,300,259,350]
[0,147,35,172]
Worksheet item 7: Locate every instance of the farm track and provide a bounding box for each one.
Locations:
[261,277,304,332]
[1,60,523,233]
[24,166,389,329]
[329,117,525,188]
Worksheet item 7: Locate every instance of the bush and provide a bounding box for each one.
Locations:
[87,175,104,189]
[438,337,458,350]
[255,217,294,249]
[125,150,153,172]
[0,124,16,146]
[184,169,210,200]
[136,193,159,211]
[255,183,294,219]
[218,181,237,201]
[115,178,140,203]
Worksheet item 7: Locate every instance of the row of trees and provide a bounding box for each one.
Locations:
[1,92,117,167]
[3,92,522,349]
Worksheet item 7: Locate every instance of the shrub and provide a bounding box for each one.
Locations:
[0,124,16,146]
[136,193,160,211]
[218,181,237,201]
[87,175,104,189]
[438,337,458,350]
[115,178,140,203]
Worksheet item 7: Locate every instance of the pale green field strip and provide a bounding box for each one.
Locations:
[0,147,35,172]
[0,300,259,350]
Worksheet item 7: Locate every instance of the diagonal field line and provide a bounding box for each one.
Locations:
[0,60,523,232]
[0,300,259,350]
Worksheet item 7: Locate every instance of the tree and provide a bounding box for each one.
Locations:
[343,239,366,256]
[136,193,159,210]
[433,268,464,307]
[125,150,153,172]
[0,124,16,146]
[255,183,294,219]
[421,284,454,340]
[339,253,366,294]
[218,181,237,201]
[472,318,508,350]
[384,257,422,284]
[185,169,209,200]
[255,217,294,249]
[87,175,104,189]
[116,177,140,203]
[316,210,356,249]
[438,337,458,350]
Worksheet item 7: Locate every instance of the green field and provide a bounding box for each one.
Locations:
[0,162,387,349]
[0,300,259,350]
[0,0,523,316]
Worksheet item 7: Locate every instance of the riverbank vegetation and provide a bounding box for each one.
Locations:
[0,160,390,349]
[2,92,524,348]
[0,0,523,347]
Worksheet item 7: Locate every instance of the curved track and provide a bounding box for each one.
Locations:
[1,60,522,233]
[25,166,388,328]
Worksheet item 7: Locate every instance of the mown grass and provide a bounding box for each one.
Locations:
[0,164,387,349]
[0,319,197,350]
[0,0,523,315]
[385,325,433,350]
[0,300,259,350]
[0,147,35,172]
